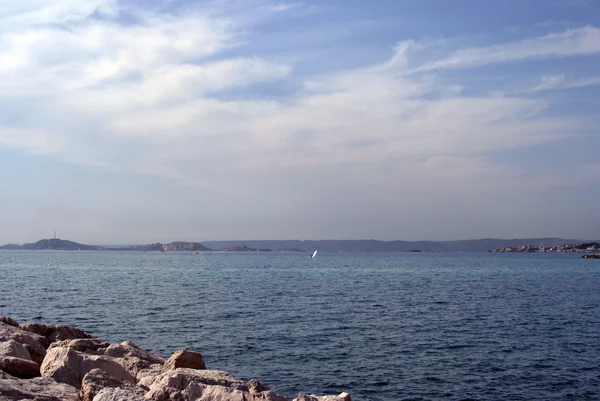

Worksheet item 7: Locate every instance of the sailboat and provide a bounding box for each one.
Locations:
[311,250,318,258]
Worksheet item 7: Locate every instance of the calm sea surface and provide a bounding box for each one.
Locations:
[1,251,599,400]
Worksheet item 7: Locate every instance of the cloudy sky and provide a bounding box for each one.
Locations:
[1,0,599,244]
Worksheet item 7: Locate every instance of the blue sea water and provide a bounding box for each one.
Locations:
[1,251,600,400]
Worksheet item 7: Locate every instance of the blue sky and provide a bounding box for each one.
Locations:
[0,0,599,243]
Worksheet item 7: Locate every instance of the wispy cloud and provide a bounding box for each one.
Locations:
[530,74,600,91]
[385,26,600,73]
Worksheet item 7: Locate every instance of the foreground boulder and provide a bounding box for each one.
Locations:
[81,368,145,401]
[20,322,93,343]
[0,321,47,364]
[0,356,40,379]
[48,338,111,355]
[0,339,30,360]
[41,346,135,389]
[105,340,166,375]
[0,371,79,401]
[163,349,205,371]
[0,318,19,328]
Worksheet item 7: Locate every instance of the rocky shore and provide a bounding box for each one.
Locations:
[0,316,350,401]
[582,254,600,259]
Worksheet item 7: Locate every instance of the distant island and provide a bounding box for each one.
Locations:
[0,239,103,251]
[2,238,600,253]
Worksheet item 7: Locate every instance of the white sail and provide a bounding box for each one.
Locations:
[311,250,318,258]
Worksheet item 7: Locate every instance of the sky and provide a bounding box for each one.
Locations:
[0,0,599,244]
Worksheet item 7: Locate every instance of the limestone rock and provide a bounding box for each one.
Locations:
[0,339,31,360]
[0,317,19,328]
[41,346,135,389]
[143,368,286,401]
[48,338,111,355]
[0,356,40,379]
[20,322,56,338]
[0,371,79,401]
[247,379,271,393]
[104,340,165,375]
[163,349,206,371]
[81,368,145,401]
[92,387,146,401]
[0,322,47,363]
[293,392,352,401]
[20,322,92,343]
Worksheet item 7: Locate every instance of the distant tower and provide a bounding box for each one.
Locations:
[54,230,56,239]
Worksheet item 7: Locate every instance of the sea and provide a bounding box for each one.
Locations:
[1,251,599,401]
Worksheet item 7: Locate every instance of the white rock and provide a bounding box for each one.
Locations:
[0,339,31,360]
[92,387,146,401]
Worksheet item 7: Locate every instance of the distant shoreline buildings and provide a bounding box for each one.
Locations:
[487,242,600,253]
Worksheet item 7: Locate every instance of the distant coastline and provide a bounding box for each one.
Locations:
[487,242,600,253]
[0,239,307,253]
[1,237,599,253]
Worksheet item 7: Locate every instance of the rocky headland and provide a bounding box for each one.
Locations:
[0,316,350,401]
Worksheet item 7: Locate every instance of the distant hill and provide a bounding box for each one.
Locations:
[219,245,270,252]
[123,241,212,252]
[202,238,592,253]
[0,244,23,250]
[20,239,102,251]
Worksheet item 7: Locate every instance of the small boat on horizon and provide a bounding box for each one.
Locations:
[311,250,318,258]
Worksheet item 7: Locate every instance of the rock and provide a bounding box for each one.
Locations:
[50,325,94,343]
[48,338,111,355]
[0,317,19,328]
[41,346,135,389]
[104,340,165,375]
[20,322,93,343]
[0,356,40,379]
[1,325,48,348]
[20,322,55,338]
[142,368,287,401]
[0,370,79,401]
[81,368,145,401]
[92,387,146,401]
[0,339,31,360]
[137,364,164,381]
[46,338,163,376]
[21,342,47,365]
[582,253,600,259]
[163,349,206,371]
[293,393,352,401]
[247,379,271,393]
[0,321,48,363]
